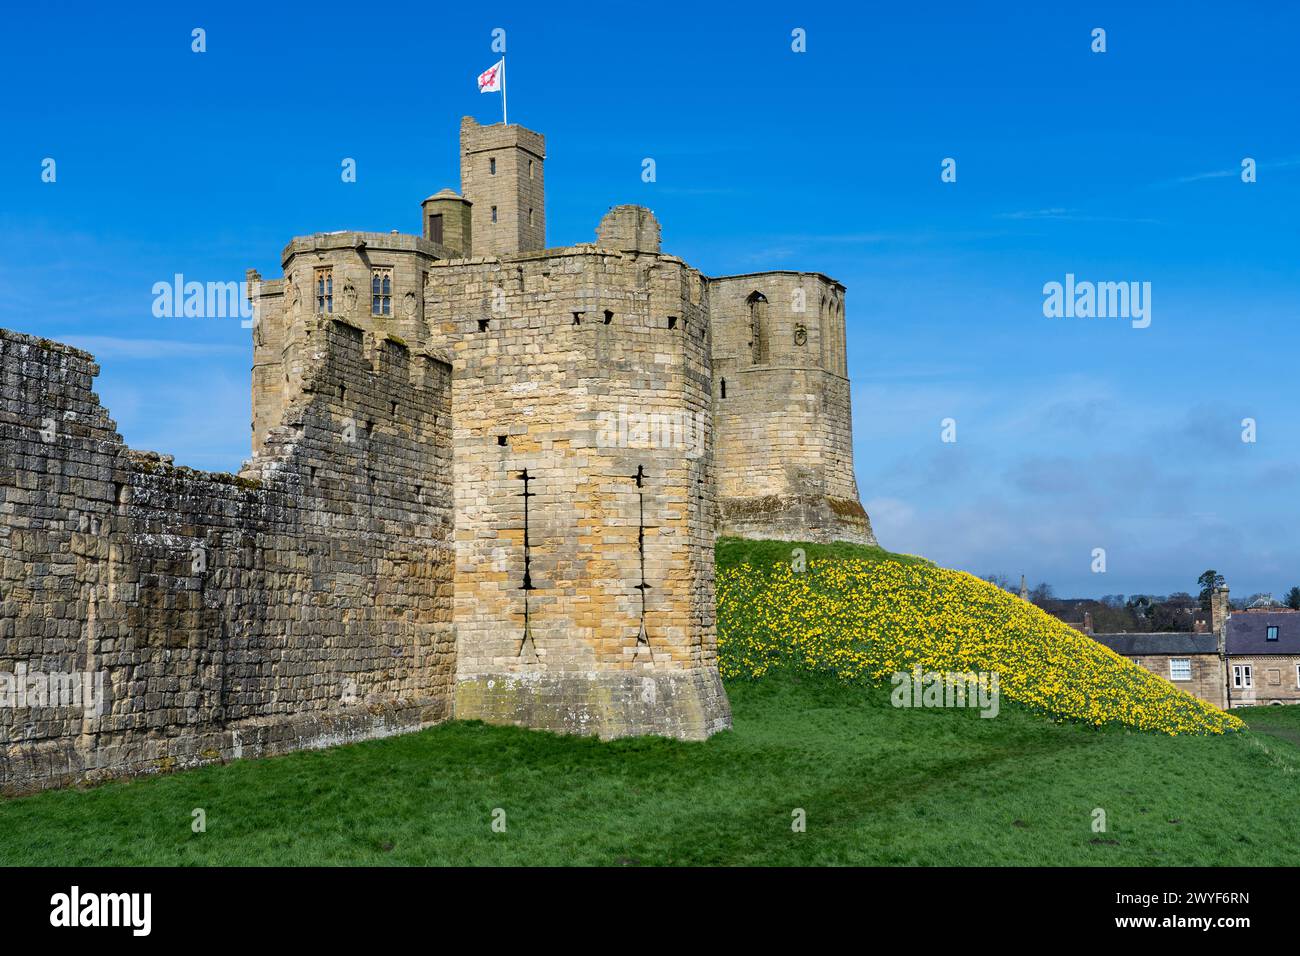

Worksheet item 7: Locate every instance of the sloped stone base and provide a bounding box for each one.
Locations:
[719,494,877,546]
[454,668,732,741]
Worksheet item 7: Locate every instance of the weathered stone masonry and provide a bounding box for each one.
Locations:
[1,116,870,791]
[1,322,453,794]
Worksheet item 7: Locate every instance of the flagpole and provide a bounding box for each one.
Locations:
[501,56,508,126]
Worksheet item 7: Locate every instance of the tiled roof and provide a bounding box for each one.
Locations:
[1227,612,1300,654]
[1091,632,1219,656]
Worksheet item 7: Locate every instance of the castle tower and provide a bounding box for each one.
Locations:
[460,116,545,257]
[423,207,730,740]
[708,272,874,544]
[249,231,442,455]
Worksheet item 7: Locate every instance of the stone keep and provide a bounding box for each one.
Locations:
[0,117,872,793]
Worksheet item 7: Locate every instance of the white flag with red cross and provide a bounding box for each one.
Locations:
[477,60,503,93]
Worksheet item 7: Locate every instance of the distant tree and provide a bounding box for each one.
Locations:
[983,573,1015,593]
[1286,587,1300,610]
[1197,570,1225,611]
[1148,602,1190,632]
[1029,581,1054,605]
[1100,594,1126,609]
[1126,595,1154,629]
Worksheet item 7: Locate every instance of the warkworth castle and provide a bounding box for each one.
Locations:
[0,117,872,793]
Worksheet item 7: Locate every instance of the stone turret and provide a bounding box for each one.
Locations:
[708,271,873,544]
[459,116,545,256]
[422,189,472,258]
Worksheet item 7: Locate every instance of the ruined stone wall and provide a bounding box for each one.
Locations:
[251,231,443,455]
[425,245,730,739]
[709,272,874,545]
[0,320,454,794]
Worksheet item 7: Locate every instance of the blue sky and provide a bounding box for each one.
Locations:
[2,1,1297,597]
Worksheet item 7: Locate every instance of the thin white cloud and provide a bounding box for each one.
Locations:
[995,208,1160,224]
[54,335,245,359]
[1154,155,1300,188]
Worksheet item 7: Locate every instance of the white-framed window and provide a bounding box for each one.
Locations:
[314,267,333,313]
[1295,663,1300,688]
[371,268,392,316]
[1232,664,1253,689]
[1169,658,1192,681]
[1267,625,1279,641]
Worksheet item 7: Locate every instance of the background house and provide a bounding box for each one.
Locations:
[1090,585,1300,709]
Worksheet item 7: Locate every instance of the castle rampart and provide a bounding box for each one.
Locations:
[0,322,453,794]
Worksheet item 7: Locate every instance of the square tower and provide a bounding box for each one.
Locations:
[460,116,545,257]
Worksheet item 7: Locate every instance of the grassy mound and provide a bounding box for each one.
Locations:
[716,537,1242,736]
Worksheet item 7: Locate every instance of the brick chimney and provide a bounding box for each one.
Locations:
[1083,610,1094,635]
[1210,584,1231,652]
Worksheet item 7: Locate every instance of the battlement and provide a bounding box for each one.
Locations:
[281,230,449,267]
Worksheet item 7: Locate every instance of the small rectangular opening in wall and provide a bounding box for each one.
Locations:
[720,378,727,399]
[113,481,127,507]
[603,310,613,325]
[497,435,508,446]
[478,318,489,332]
[572,311,584,325]
[390,401,398,416]
[667,316,678,330]
[491,206,498,223]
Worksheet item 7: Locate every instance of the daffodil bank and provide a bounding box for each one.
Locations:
[717,558,1244,736]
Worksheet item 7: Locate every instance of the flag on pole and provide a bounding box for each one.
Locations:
[477,59,503,93]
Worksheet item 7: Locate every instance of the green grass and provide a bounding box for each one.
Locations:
[715,534,934,570]
[1,536,1294,866]
[2,671,1297,866]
